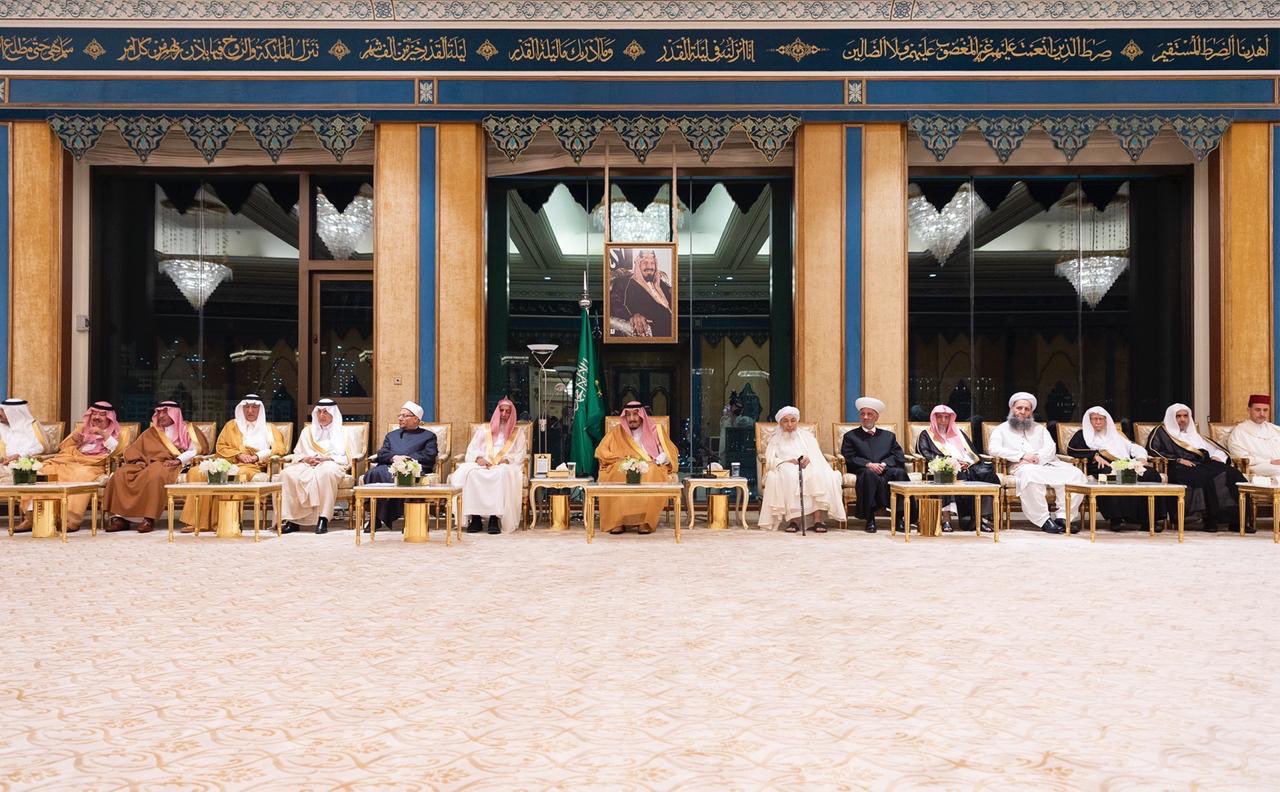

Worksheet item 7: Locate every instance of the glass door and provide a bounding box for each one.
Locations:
[308,273,374,423]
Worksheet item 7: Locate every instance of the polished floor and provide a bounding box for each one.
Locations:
[2,521,1278,790]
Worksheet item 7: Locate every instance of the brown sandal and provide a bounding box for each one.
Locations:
[784,521,799,533]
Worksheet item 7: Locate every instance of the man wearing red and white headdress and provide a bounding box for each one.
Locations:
[1228,393,1280,484]
[450,397,527,534]
[594,401,678,534]
[104,400,209,533]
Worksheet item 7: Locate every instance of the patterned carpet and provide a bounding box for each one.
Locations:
[2,523,1279,790]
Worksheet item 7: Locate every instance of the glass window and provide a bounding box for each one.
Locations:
[908,174,1190,440]
[489,176,792,494]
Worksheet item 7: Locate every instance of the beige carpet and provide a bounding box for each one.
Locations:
[2,524,1279,790]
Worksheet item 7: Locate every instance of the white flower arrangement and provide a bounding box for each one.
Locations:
[1109,458,1147,475]
[198,458,240,476]
[620,457,650,474]
[7,457,43,472]
[390,457,422,478]
[927,456,959,474]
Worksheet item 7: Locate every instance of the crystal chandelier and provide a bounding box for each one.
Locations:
[316,192,373,260]
[156,188,231,311]
[159,259,233,311]
[591,190,688,243]
[1054,255,1129,309]
[1056,190,1129,308]
[908,184,989,265]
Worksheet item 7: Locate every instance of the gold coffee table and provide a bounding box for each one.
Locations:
[164,482,282,543]
[888,480,1002,543]
[684,476,750,530]
[353,483,462,546]
[1,481,100,542]
[527,477,592,529]
[1236,483,1280,543]
[1063,482,1186,543]
[582,482,684,543]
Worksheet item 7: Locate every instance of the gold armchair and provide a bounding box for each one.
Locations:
[1208,422,1250,475]
[1054,423,1088,473]
[828,422,902,517]
[603,415,677,481]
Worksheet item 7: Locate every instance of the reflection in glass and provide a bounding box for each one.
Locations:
[318,280,373,399]
[908,176,1188,433]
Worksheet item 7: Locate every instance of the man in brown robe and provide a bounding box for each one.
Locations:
[179,394,285,533]
[594,401,678,534]
[104,401,208,533]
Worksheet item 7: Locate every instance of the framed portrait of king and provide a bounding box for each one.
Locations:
[604,243,678,344]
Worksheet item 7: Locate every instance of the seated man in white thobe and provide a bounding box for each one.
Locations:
[987,391,1085,534]
[1227,393,1280,484]
[449,397,527,534]
[280,399,348,535]
[757,406,846,532]
[0,398,49,485]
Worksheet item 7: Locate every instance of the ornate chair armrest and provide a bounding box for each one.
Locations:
[986,455,1009,475]
[352,454,368,479]
[1232,458,1250,475]
[903,453,926,475]
[1059,454,1088,473]
[824,454,844,472]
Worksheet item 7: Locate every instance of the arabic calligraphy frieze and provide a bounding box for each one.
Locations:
[0,28,1272,71]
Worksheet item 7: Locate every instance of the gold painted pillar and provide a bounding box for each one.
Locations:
[436,123,486,426]
[9,121,65,421]
[373,123,420,432]
[793,123,845,449]
[1217,122,1272,421]
[860,124,908,429]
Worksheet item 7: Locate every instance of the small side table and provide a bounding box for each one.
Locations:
[1236,483,1280,543]
[582,482,683,543]
[353,483,462,546]
[527,477,592,529]
[1,482,100,542]
[1063,482,1186,543]
[164,482,282,543]
[684,477,750,530]
[888,481,1002,543]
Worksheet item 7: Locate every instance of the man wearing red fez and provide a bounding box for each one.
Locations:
[1228,394,1280,501]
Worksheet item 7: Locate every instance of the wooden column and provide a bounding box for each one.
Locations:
[860,124,908,429]
[373,123,420,432]
[1218,122,1271,421]
[435,123,486,426]
[9,121,64,421]
[794,123,845,450]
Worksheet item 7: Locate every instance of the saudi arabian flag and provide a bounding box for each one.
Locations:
[569,306,606,477]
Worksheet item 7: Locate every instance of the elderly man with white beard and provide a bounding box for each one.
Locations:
[987,391,1085,533]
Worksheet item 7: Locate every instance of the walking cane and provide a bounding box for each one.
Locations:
[797,456,806,536]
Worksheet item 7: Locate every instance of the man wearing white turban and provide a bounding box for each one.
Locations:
[758,406,846,532]
[362,400,438,531]
[840,396,907,532]
[987,392,1085,533]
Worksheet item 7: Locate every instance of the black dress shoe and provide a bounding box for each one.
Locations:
[1204,522,1219,533]
[362,520,372,534]
[281,521,300,534]
[864,518,877,534]
[466,516,484,533]
[1110,518,1124,532]
[1053,517,1067,528]
[486,516,501,534]
[980,517,994,533]
[315,517,328,535]
[1042,519,1065,534]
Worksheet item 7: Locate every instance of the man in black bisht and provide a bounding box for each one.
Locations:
[362,400,438,531]
[840,396,908,533]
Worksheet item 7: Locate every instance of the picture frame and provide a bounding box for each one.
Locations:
[533,453,552,478]
[603,242,678,344]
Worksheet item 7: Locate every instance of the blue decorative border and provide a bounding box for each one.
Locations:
[868,78,1275,107]
[0,1,1276,23]
[418,124,437,420]
[844,125,862,421]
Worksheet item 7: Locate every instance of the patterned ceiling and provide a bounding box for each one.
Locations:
[0,0,1275,23]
